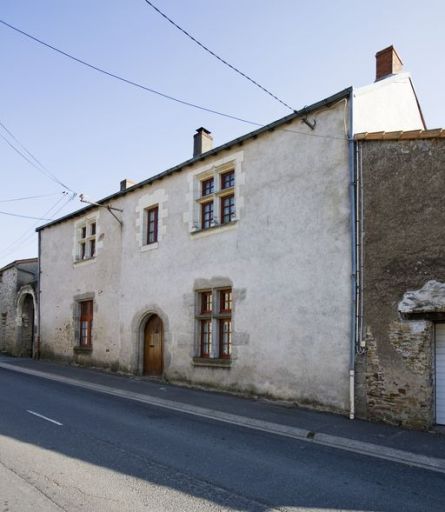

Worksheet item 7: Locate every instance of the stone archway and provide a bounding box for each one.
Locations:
[16,285,38,358]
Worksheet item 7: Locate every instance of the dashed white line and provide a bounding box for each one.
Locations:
[26,410,63,426]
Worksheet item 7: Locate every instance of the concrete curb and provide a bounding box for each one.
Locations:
[2,361,445,475]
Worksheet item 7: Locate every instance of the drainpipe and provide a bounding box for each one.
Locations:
[348,92,357,420]
[36,230,41,359]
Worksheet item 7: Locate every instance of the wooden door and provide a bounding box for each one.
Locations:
[436,323,445,425]
[144,315,163,376]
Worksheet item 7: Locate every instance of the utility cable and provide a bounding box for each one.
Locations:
[0,210,53,220]
[0,119,75,192]
[143,0,295,112]
[0,19,349,142]
[0,192,61,203]
[0,19,258,127]
[0,193,74,259]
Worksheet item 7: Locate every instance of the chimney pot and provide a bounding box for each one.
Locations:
[193,127,213,157]
[375,46,403,81]
[120,178,135,192]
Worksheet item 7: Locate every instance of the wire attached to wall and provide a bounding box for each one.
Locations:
[142,0,295,112]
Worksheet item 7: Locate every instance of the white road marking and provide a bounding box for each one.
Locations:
[26,410,63,426]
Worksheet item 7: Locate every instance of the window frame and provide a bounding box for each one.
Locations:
[195,287,233,361]
[145,205,159,245]
[76,219,97,261]
[79,300,93,347]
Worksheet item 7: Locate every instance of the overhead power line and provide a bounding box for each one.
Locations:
[0,210,53,220]
[0,19,259,127]
[0,119,75,193]
[0,192,61,203]
[0,19,348,142]
[143,0,295,112]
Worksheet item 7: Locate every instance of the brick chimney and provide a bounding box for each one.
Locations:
[375,46,403,81]
[193,127,213,157]
[120,178,135,191]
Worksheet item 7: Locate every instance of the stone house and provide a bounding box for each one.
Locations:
[36,47,424,416]
[354,130,445,429]
[0,258,38,357]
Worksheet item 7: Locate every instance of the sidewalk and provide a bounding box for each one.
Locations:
[1,354,444,473]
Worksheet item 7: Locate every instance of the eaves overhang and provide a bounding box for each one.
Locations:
[36,87,352,232]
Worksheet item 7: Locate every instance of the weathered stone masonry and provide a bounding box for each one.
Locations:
[355,136,445,429]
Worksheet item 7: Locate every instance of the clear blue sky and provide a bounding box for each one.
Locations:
[1,0,444,267]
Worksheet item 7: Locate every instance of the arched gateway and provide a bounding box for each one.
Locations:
[16,285,37,358]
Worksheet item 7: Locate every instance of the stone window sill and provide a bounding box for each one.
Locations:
[191,220,238,237]
[192,357,232,368]
[73,345,93,354]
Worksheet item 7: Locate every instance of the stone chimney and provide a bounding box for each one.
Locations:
[120,178,135,192]
[375,46,403,81]
[193,127,213,157]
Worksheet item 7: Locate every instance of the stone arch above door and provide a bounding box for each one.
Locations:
[16,285,38,358]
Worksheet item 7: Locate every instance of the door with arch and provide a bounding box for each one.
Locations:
[143,315,163,376]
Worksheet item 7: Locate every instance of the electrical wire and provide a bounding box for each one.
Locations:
[142,0,295,112]
[0,193,74,260]
[0,18,259,127]
[0,119,75,192]
[0,19,349,142]
[0,210,53,220]
[0,192,61,203]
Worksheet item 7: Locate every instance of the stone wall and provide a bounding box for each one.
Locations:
[0,267,18,354]
[356,138,445,429]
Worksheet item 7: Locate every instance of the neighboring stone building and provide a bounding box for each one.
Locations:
[36,47,424,416]
[354,130,445,429]
[0,258,38,357]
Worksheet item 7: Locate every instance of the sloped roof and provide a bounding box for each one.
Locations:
[36,87,352,232]
[355,128,445,140]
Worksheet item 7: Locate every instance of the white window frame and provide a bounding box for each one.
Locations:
[74,217,98,262]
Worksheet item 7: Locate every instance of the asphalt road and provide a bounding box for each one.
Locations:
[0,368,444,512]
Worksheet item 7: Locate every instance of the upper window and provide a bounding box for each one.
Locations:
[77,220,97,261]
[196,287,232,360]
[146,206,159,245]
[79,300,93,346]
[221,170,235,190]
[197,168,235,230]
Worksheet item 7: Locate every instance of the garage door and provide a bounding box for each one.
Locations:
[436,323,445,425]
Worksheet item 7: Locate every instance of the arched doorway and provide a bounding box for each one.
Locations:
[16,287,37,358]
[143,315,163,376]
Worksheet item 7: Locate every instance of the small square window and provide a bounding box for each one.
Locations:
[76,219,97,261]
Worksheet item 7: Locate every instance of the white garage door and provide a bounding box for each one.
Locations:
[435,323,445,425]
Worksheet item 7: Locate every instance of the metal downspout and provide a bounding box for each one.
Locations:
[348,93,357,420]
[36,230,41,359]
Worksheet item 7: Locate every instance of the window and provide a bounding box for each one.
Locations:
[79,300,93,346]
[201,201,214,229]
[77,219,97,261]
[221,195,235,224]
[221,170,235,190]
[146,206,159,245]
[201,177,214,196]
[197,168,235,231]
[196,287,232,360]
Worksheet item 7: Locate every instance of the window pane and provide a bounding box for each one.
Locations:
[221,195,235,224]
[90,222,96,235]
[147,206,158,244]
[81,226,86,239]
[80,242,86,259]
[201,291,212,313]
[219,319,232,358]
[221,170,235,190]
[201,178,214,197]
[90,239,96,258]
[220,289,232,312]
[201,201,213,229]
[200,319,212,357]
